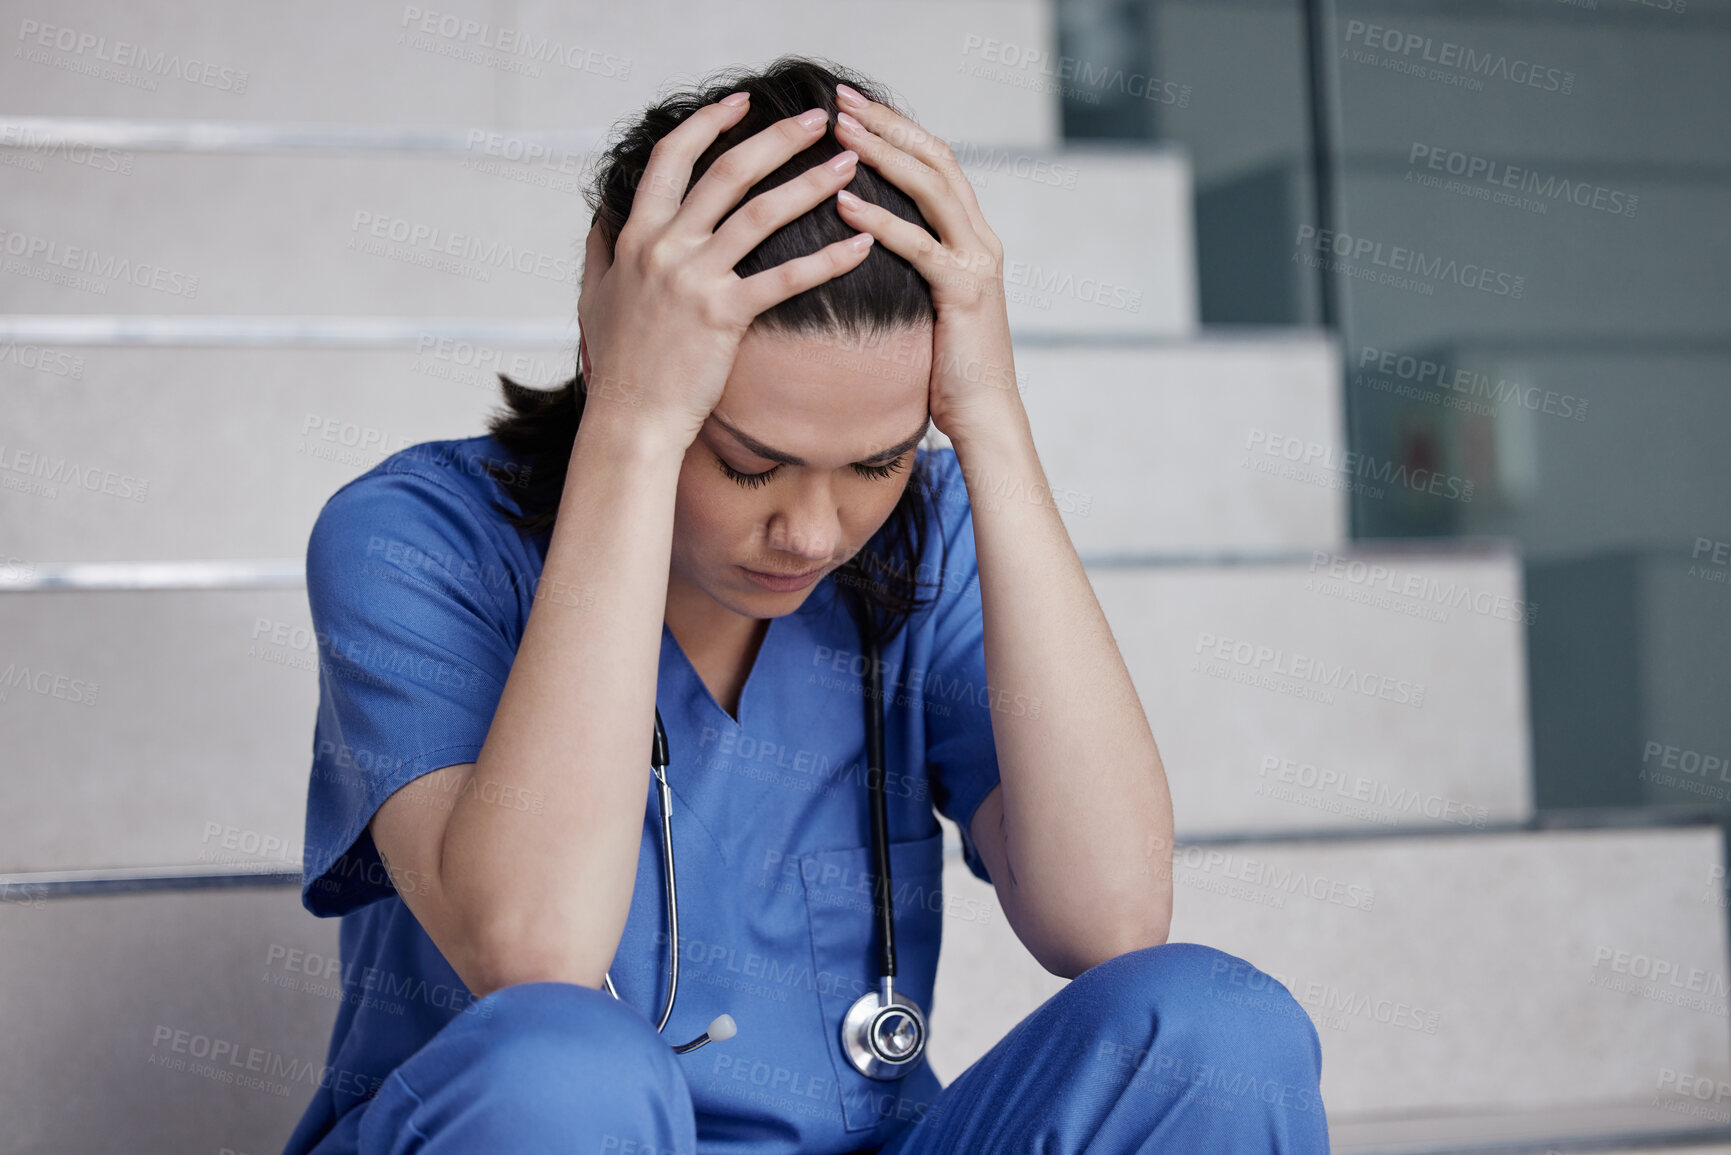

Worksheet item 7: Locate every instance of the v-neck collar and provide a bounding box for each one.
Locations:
[661,613,780,729]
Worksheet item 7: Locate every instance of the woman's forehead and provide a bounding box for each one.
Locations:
[720,327,934,408]
[715,325,932,454]
[733,323,933,386]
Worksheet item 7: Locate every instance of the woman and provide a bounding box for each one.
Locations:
[285,56,1326,1155]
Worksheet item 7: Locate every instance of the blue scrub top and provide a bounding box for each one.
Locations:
[285,435,1005,1155]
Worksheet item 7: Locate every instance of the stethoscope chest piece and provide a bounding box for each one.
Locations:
[623,631,930,1073]
[841,983,928,1080]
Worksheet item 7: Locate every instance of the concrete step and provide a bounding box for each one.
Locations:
[1330,1105,1731,1155]
[0,884,340,1155]
[0,543,1529,872]
[0,587,317,874]
[0,144,1193,334]
[932,822,1731,1151]
[0,346,517,563]
[959,147,1196,337]
[932,331,1345,555]
[0,0,1055,146]
[0,149,615,318]
[10,828,1726,1155]
[3,328,1335,564]
[1091,547,1534,837]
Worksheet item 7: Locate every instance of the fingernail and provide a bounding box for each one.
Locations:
[836,83,866,108]
[797,107,828,129]
[837,111,864,134]
[721,91,750,107]
[838,189,863,209]
[827,149,858,173]
[848,232,874,252]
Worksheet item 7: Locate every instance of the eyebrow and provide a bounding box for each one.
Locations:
[710,412,931,468]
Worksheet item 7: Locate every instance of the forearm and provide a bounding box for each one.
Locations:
[952,409,1174,974]
[442,405,687,991]
[816,79,1174,972]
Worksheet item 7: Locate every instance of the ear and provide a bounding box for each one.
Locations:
[576,220,611,381]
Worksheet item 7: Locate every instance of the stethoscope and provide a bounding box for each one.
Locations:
[602,635,929,1080]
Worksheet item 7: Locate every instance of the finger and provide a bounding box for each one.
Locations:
[732,233,876,318]
[835,85,991,240]
[705,149,859,271]
[833,109,975,249]
[675,108,834,236]
[836,189,994,302]
[623,93,754,235]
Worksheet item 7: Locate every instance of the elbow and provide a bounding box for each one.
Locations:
[436,855,627,999]
[1043,927,1170,980]
[1037,894,1172,980]
[462,916,604,1000]
[1145,885,1174,950]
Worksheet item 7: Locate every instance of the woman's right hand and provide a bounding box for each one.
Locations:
[574,94,874,453]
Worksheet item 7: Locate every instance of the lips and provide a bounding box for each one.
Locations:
[749,567,823,579]
[740,564,827,592]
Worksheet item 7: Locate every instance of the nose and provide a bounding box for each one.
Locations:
[761,480,843,565]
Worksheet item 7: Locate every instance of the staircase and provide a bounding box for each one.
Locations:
[3,2,1728,1152]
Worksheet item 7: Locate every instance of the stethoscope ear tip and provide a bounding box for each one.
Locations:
[708,1013,738,1042]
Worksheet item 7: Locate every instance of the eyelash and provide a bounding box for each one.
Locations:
[717,456,907,489]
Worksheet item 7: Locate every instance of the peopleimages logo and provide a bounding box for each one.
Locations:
[1355,346,1588,423]
[1295,226,1525,299]
[1307,549,1535,625]
[348,211,577,285]
[1244,428,1475,504]
[0,123,134,176]
[0,226,201,298]
[1194,631,1427,710]
[0,340,84,379]
[0,662,99,707]
[951,141,1081,191]
[397,7,632,79]
[15,19,251,92]
[1341,20,1574,94]
[1409,143,1637,217]
[0,443,150,502]
[959,34,1192,107]
[1257,754,1490,828]
[1591,946,1729,1000]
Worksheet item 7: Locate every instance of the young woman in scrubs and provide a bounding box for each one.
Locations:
[284,56,1328,1155]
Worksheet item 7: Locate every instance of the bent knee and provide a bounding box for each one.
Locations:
[371,981,696,1145]
[1080,943,1321,1076]
[452,980,683,1088]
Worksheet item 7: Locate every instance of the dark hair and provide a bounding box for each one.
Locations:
[481,55,944,645]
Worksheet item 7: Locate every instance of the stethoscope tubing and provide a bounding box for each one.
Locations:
[865,633,897,986]
[606,629,921,1071]
[602,709,692,1043]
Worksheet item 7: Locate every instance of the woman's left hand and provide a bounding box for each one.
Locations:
[832,83,1022,446]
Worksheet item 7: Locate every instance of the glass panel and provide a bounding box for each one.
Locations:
[1060,0,1731,816]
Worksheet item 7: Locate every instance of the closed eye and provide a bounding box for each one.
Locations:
[717,455,907,489]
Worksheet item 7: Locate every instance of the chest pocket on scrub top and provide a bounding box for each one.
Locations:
[800,828,946,1133]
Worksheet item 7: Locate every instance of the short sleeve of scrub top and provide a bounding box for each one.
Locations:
[299,443,536,919]
[287,435,1005,1155]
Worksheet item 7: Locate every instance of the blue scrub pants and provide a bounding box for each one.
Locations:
[342,943,1329,1153]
